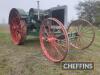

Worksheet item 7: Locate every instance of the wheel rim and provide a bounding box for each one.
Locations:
[68,19,95,50]
[9,9,27,45]
[40,18,69,62]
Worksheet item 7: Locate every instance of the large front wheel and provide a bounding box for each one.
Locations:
[68,19,95,50]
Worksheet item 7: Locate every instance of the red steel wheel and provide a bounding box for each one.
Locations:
[40,18,69,62]
[68,19,95,50]
[9,8,27,45]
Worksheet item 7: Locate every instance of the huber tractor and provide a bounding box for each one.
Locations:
[8,2,95,62]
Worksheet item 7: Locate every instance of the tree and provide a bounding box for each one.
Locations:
[94,1,100,25]
[76,0,96,23]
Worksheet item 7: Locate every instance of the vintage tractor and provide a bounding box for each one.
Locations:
[9,5,69,62]
[8,3,95,62]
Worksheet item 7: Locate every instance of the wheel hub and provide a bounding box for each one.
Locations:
[47,35,56,43]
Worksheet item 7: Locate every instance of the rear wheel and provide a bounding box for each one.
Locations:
[9,8,27,45]
[40,18,69,62]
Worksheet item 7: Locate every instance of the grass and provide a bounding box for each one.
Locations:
[0,26,100,75]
